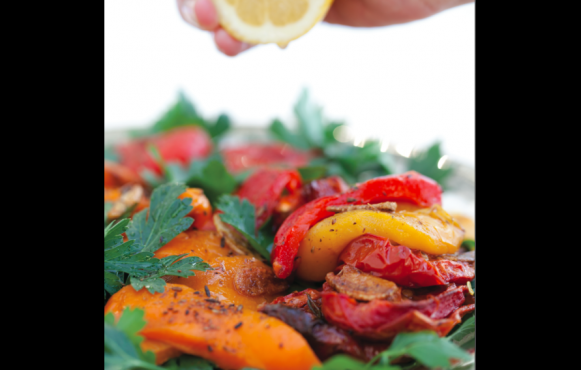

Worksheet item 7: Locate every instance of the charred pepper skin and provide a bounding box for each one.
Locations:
[271,171,442,279]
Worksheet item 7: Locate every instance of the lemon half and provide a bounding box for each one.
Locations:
[212,0,334,46]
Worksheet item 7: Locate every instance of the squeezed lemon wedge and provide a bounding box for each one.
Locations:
[211,0,334,45]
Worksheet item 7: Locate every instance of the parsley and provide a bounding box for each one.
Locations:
[316,331,472,370]
[105,202,113,226]
[104,307,159,370]
[182,157,237,204]
[407,142,453,188]
[268,89,396,185]
[297,166,328,182]
[294,89,325,148]
[149,91,230,139]
[270,118,310,150]
[104,184,211,296]
[369,331,471,369]
[141,156,237,205]
[312,355,398,370]
[448,316,475,350]
[126,183,193,253]
[105,308,215,370]
[130,254,209,294]
[461,239,475,251]
[215,195,274,260]
[269,89,455,186]
[163,355,215,370]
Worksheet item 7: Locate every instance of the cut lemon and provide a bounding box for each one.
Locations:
[211,0,334,46]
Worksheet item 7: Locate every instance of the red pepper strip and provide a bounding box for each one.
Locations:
[260,303,389,362]
[236,168,302,231]
[272,171,442,279]
[221,144,313,173]
[302,176,350,202]
[338,234,475,288]
[321,285,469,340]
[116,126,213,175]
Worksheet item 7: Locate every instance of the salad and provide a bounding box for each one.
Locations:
[104,91,475,370]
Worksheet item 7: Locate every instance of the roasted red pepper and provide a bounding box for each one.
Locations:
[221,144,313,173]
[338,234,475,288]
[321,285,472,340]
[236,168,302,230]
[272,176,350,230]
[271,172,442,279]
[260,303,389,362]
[302,176,350,202]
[116,126,213,175]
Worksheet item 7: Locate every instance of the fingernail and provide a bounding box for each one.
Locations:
[180,0,200,28]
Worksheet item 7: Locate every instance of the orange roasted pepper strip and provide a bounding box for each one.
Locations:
[105,284,321,370]
[155,230,288,311]
[140,340,182,365]
[178,188,213,230]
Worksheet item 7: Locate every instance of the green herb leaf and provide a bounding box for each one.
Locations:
[140,157,237,206]
[150,91,205,134]
[206,114,231,138]
[163,355,215,370]
[461,240,475,251]
[104,307,161,370]
[215,195,272,260]
[184,158,237,204]
[449,316,475,350]
[314,355,399,370]
[376,331,472,369]
[294,89,324,148]
[104,271,124,297]
[126,183,193,253]
[407,142,453,187]
[269,119,311,150]
[105,184,210,296]
[298,166,327,182]
[105,202,113,226]
[130,254,211,294]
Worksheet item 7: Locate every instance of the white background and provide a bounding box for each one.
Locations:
[105,1,475,167]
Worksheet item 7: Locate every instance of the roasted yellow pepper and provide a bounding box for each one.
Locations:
[296,205,465,281]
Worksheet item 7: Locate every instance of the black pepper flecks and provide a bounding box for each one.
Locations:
[205,285,211,297]
[234,322,243,329]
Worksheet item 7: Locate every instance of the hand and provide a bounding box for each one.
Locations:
[177,0,254,57]
[177,0,474,57]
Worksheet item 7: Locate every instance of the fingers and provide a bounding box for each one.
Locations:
[177,0,254,56]
[195,0,219,30]
[177,0,218,30]
[214,28,254,57]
